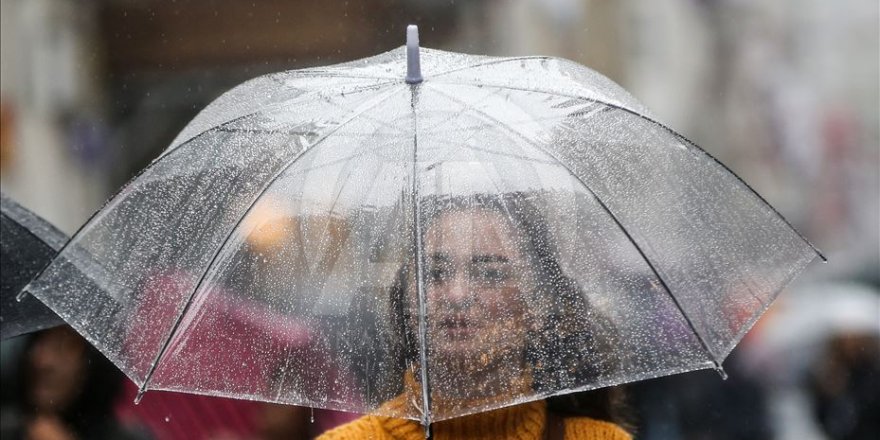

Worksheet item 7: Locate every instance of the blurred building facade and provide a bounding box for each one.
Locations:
[0,0,877,439]
[1,0,110,232]
[4,0,875,267]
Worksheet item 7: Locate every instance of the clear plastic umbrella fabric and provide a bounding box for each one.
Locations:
[26,46,822,424]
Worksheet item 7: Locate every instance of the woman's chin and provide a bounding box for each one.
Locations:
[432,341,479,362]
[432,339,521,369]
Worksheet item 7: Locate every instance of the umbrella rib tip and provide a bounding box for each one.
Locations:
[134,387,147,405]
[713,361,728,380]
[406,24,423,84]
[15,287,30,302]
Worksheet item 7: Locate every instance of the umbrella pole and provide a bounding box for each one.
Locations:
[405,24,431,437]
[412,78,433,440]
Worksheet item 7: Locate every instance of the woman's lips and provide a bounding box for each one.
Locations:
[437,316,479,340]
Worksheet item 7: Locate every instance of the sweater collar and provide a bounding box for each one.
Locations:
[376,398,547,440]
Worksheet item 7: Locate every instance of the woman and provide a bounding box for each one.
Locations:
[320,192,632,440]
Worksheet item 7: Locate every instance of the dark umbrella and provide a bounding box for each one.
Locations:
[0,193,65,339]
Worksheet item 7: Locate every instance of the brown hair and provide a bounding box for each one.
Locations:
[389,191,630,426]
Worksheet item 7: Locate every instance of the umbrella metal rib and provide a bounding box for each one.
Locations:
[19,81,403,308]
[428,55,556,81]
[165,80,399,158]
[136,85,405,400]
[409,84,434,432]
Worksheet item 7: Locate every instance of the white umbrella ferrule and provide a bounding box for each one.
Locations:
[405,25,423,84]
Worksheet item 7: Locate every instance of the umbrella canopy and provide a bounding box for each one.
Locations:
[25,27,822,425]
[1,194,65,339]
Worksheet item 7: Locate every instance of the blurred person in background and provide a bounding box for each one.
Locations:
[3,325,150,440]
[807,332,880,440]
[629,348,773,440]
[740,281,880,440]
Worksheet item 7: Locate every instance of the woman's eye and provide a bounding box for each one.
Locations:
[473,266,510,285]
[428,266,450,283]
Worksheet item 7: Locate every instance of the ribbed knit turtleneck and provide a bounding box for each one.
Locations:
[317,397,631,440]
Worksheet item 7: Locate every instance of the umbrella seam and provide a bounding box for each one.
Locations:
[428,76,645,117]
[136,84,406,397]
[426,84,723,365]
[428,55,554,79]
[163,80,399,157]
[435,81,825,262]
[272,71,400,80]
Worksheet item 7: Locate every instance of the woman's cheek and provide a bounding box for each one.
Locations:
[480,286,524,317]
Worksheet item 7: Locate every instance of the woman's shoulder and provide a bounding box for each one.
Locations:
[318,394,422,440]
[563,416,632,440]
[316,412,425,440]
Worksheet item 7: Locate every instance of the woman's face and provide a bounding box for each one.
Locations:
[417,208,534,365]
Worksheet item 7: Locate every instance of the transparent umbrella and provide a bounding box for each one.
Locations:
[25,26,823,427]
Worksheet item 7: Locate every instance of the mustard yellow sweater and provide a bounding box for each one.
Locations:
[317,399,631,440]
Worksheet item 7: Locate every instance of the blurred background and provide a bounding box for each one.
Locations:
[1,0,877,439]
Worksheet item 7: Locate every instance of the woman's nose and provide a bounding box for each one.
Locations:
[432,275,471,306]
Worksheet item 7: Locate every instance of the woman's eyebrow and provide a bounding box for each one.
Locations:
[471,254,510,264]
[428,253,452,263]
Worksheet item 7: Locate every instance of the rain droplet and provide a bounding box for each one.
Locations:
[479,352,489,365]
[164,416,170,423]
[310,407,315,423]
